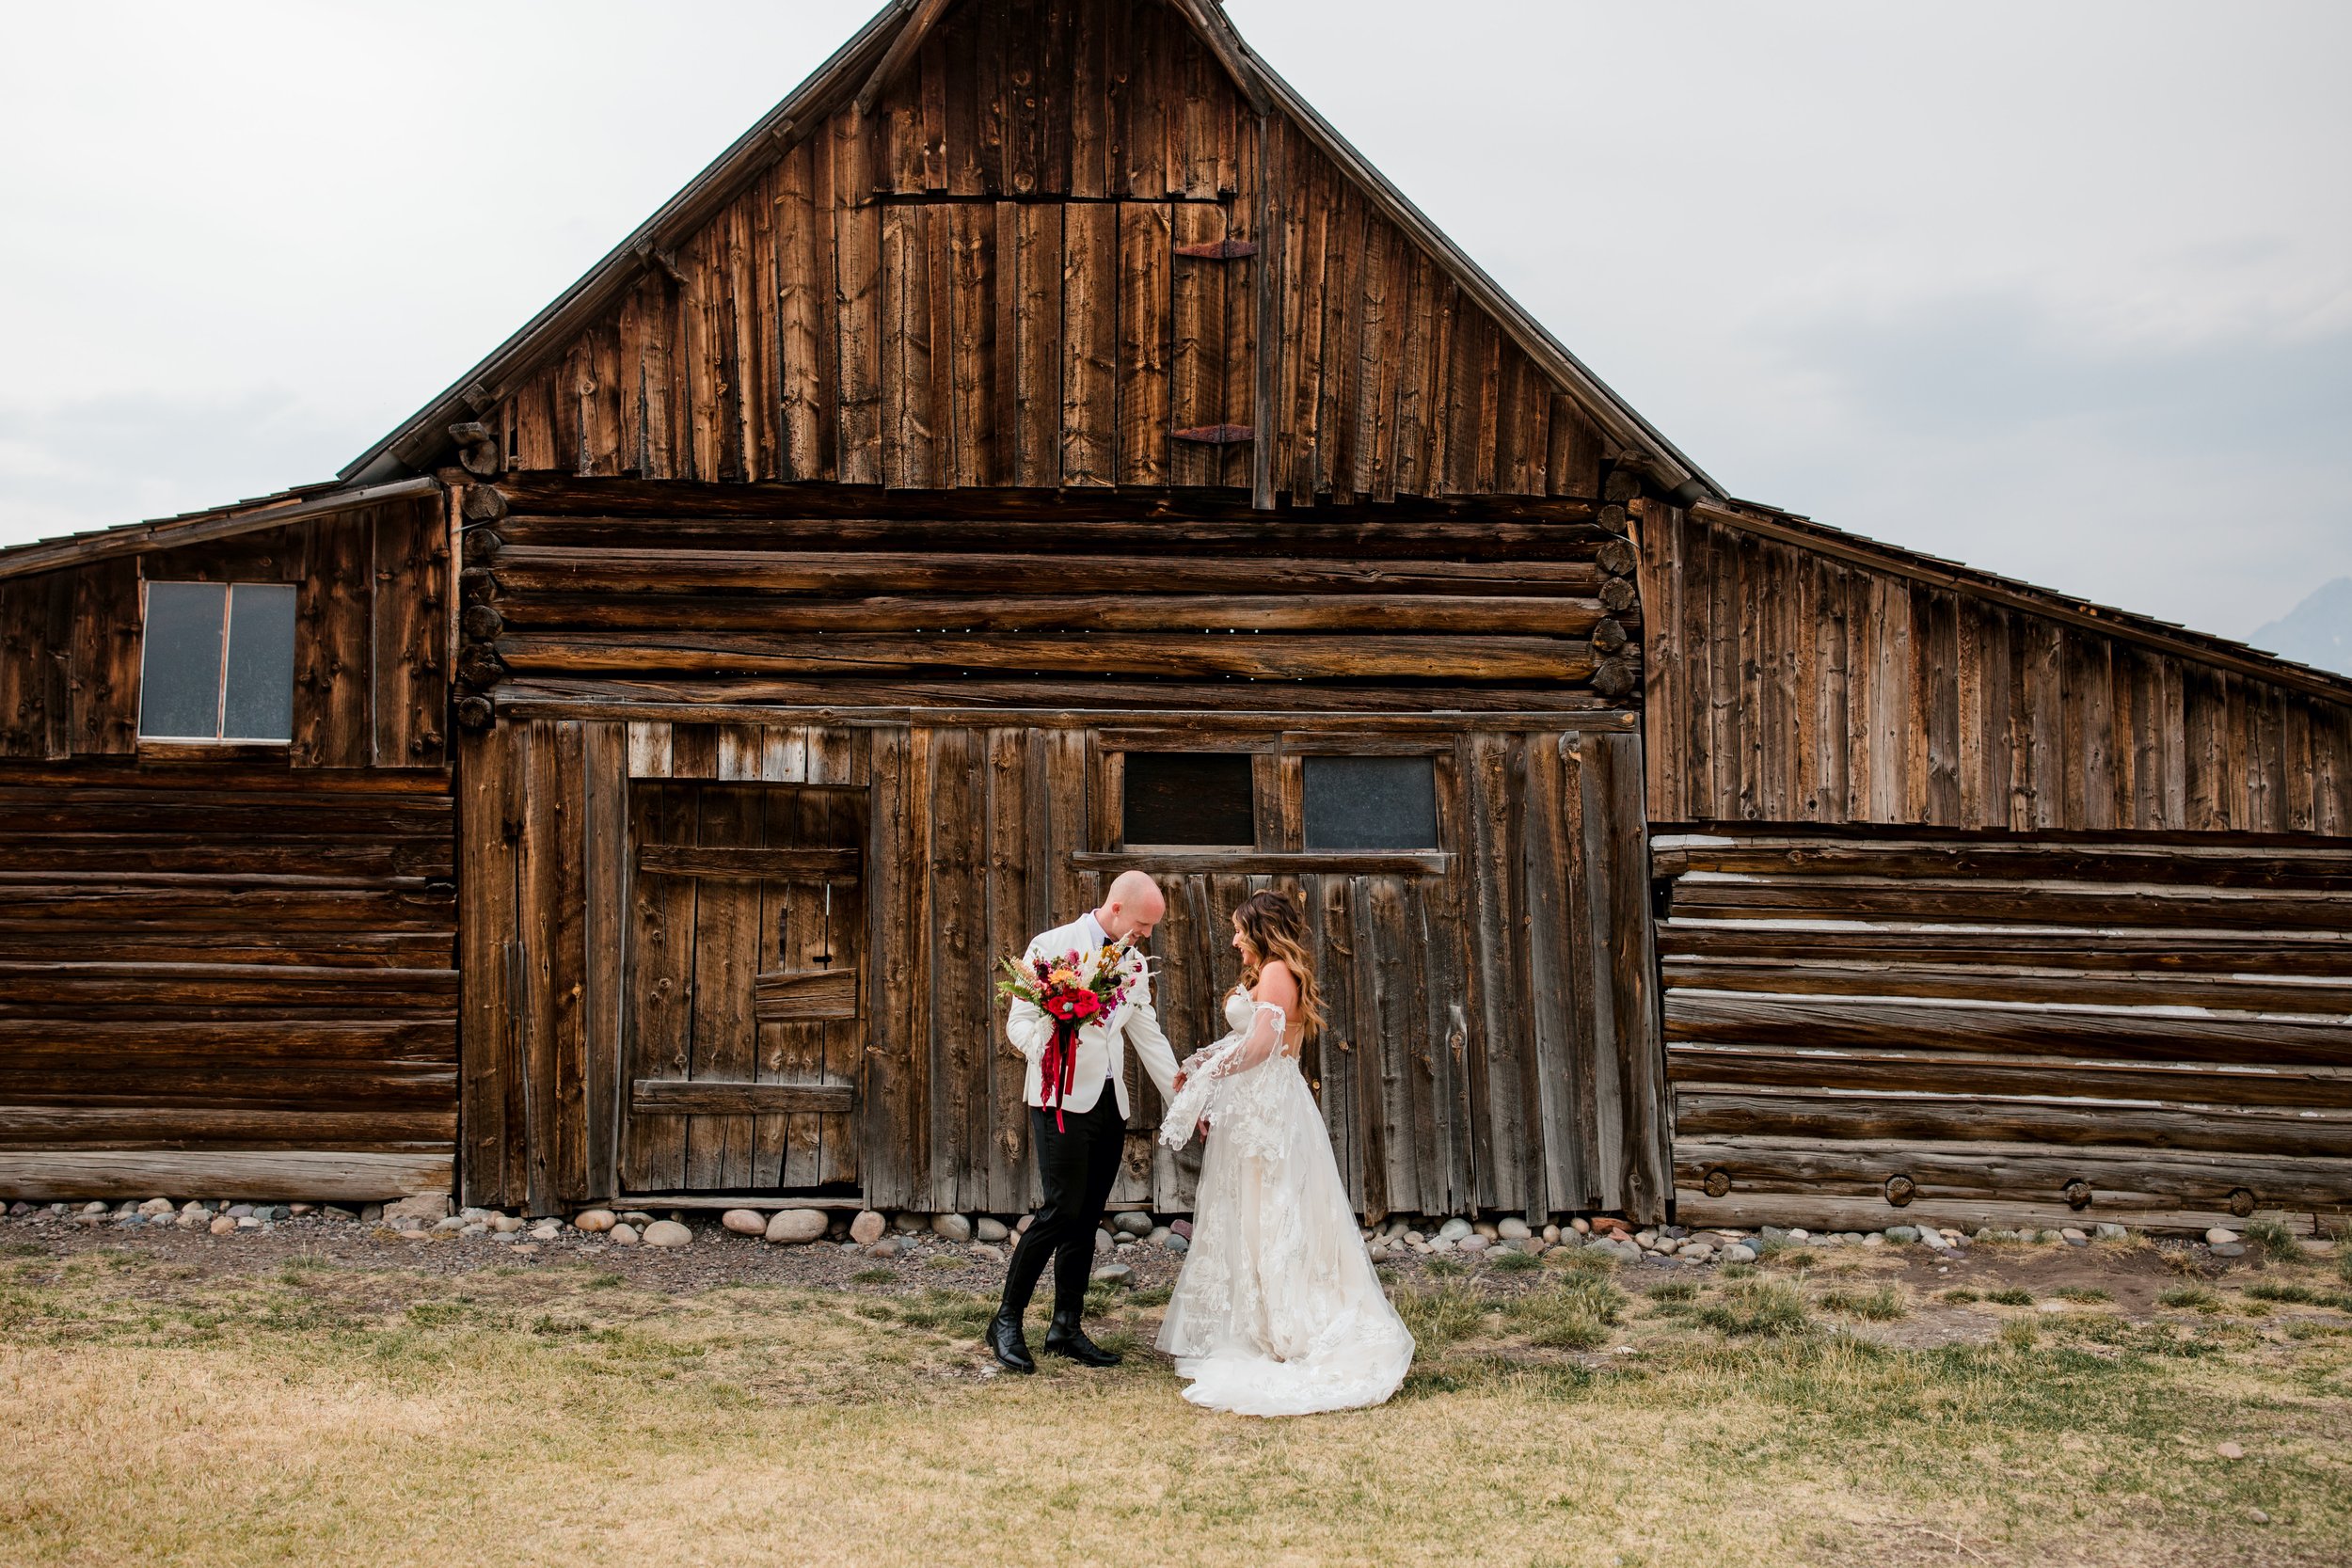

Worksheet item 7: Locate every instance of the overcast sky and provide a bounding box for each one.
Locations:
[2,1,2344,641]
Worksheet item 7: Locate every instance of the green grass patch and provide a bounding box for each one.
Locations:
[2157,1285,2222,1312]
[891,1289,995,1337]
[1488,1249,1543,1273]
[1984,1288,2034,1307]
[850,1268,896,1286]
[1940,1289,1980,1304]
[1818,1285,1906,1322]
[1392,1281,1487,1355]
[2054,1287,2112,1304]
[1544,1246,1618,1277]
[1508,1275,1627,1351]
[2245,1280,2352,1310]
[1694,1279,1810,1338]
[1645,1280,1698,1303]
[2243,1218,2300,1263]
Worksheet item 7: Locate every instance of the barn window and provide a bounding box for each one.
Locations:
[137,581,297,742]
[1302,756,1440,850]
[1121,752,1255,846]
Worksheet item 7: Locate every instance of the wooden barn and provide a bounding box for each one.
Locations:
[3,0,2347,1237]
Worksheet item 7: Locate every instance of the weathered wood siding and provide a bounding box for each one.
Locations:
[0,764,457,1200]
[478,0,1609,503]
[0,496,452,769]
[1639,502,2352,835]
[461,707,1664,1223]
[1657,827,2352,1233]
[0,494,457,1201]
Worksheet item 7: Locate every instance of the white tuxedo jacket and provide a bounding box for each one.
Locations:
[1004,916,1180,1119]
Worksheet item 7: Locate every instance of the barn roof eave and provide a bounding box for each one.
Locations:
[0,476,442,583]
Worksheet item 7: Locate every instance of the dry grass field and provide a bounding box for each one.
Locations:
[3,1228,2349,1567]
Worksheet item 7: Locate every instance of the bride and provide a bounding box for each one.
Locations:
[1155,891,1415,1417]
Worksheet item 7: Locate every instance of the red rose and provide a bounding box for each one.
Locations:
[1044,990,1104,1022]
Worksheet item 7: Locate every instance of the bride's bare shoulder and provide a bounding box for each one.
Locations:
[1250,960,1300,1006]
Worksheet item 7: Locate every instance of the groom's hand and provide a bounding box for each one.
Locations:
[1172,1070,1188,1093]
[1195,1117,1212,1142]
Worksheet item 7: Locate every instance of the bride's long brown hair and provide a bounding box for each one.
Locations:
[1232,890,1326,1036]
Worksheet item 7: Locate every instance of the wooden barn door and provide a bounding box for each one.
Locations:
[621,781,867,1195]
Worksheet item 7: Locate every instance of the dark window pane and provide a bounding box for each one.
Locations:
[1302,755,1439,850]
[137,581,227,738]
[1122,752,1255,846]
[222,584,296,740]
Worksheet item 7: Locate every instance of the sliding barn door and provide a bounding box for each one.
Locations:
[621,782,866,1194]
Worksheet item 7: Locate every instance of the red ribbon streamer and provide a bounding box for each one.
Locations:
[1040,1014,1083,1132]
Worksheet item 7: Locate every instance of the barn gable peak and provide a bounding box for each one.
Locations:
[343,0,1717,508]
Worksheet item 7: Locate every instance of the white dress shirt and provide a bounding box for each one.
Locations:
[1077,911,1113,1086]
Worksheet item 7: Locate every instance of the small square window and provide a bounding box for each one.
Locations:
[1302,756,1439,850]
[137,581,296,742]
[1121,752,1255,847]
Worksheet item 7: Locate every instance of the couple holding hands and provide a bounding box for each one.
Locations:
[992,871,1414,1418]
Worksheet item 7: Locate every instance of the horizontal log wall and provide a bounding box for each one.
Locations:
[0,496,451,769]
[485,0,1608,503]
[1657,826,2352,1233]
[1638,503,2352,835]
[464,477,1640,715]
[0,765,458,1201]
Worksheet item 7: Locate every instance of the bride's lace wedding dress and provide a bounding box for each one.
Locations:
[1155,986,1415,1417]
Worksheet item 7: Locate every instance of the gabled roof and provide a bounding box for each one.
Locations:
[339,0,1720,501]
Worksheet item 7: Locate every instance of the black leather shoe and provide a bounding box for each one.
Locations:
[1043,1313,1121,1367]
[987,1312,1036,1374]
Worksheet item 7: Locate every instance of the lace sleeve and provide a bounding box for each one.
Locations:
[1155,999,1289,1150]
[1217,1000,1287,1077]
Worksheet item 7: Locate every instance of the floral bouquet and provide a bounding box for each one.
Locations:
[998,939,1144,1131]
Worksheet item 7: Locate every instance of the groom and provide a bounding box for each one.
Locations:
[988,869,1182,1374]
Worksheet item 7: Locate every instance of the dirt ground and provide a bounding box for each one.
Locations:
[0,1208,2299,1340]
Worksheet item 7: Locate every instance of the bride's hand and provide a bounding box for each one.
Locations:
[1173,1070,1188,1094]
[1195,1116,1212,1142]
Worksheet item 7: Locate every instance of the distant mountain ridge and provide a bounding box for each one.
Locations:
[2251,578,2352,678]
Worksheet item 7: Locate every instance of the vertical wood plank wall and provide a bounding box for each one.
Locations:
[481,0,1610,506]
[1639,502,2352,835]
[462,712,1664,1222]
[0,499,452,769]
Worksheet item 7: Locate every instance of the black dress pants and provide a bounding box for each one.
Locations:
[1000,1089,1125,1323]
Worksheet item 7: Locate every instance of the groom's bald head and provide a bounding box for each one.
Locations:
[1098,870,1167,942]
